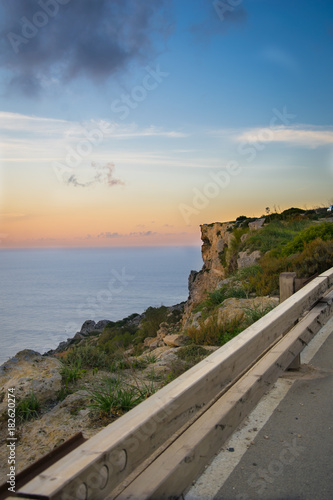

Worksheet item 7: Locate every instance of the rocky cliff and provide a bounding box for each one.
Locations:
[183,222,233,322]
[182,219,265,327]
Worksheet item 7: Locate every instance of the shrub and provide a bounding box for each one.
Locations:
[98,321,138,354]
[187,314,244,346]
[282,222,333,256]
[62,344,111,370]
[250,252,290,295]
[16,392,41,423]
[60,361,86,385]
[134,305,169,345]
[242,221,304,254]
[164,361,188,384]
[227,227,249,273]
[176,345,209,366]
[205,284,247,310]
[242,303,276,325]
[87,377,156,417]
[293,238,333,276]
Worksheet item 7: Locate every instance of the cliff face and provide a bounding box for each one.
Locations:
[183,222,235,324]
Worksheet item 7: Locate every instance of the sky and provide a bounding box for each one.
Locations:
[0,0,333,248]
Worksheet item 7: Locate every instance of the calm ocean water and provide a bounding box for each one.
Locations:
[0,246,202,366]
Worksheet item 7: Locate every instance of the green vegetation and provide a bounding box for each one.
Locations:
[187,315,244,346]
[16,392,41,422]
[204,285,247,310]
[60,360,86,385]
[218,213,333,296]
[47,206,332,421]
[176,344,210,365]
[241,220,312,254]
[62,344,111,370]
[282,222,333,256]
[87,377,156,417]
[187,302,276,347]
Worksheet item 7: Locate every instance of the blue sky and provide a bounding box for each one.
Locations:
[0,0,332,248]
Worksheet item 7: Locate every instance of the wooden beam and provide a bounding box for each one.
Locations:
[17,270,333,500]
[279,272,296,302]
[116,292,333,500]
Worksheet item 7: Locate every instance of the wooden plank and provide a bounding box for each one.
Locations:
[116,294,333,500]
[0,433,86,500]
[320,267,333,287]
[279,272,296,302]
[17,271,333,499]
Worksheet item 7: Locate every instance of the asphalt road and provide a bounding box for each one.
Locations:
[213,326,333,500]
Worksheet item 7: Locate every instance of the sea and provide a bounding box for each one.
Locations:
[0,246,203,366]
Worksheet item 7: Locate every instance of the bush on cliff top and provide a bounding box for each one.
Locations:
[241,219,312,254]
[281,222,333,256]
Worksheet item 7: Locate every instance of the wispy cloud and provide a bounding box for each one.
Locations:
[209,125,333,149]
[0,212,27,219]
[0,111,70,136]
[0,112,188,140]
[97,230,156,239]
[258,46,298,72]
[235,125,333,148]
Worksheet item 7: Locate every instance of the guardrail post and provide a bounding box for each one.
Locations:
[279,272,301,369]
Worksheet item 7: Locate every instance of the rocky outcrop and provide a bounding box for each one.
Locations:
[47,319,115,354]
[0,388,103,479]
[163,334,191,347]
[248,218,265,230]
[237,250,261,269]
[0,350,62,419]
[183,222,235,323]
[216,296,279,325]
[182,218,269,327]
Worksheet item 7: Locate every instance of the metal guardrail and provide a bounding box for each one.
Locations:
[2,267,333,500]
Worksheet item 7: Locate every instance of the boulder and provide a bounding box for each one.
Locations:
[190,311,202,329]
[144,336,155,347]
[148,339,165,350]
[80,320,96,335]
[0,350,62,416]
[94,320,110,331]
[237,250,261,269]
[217,297,279,326]
[163,334,191,347]
[156,322,170,339]
[155,348,179,366]
[248,218,265,231]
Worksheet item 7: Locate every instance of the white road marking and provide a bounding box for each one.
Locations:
[185,315,333,500]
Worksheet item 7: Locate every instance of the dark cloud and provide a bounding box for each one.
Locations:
[0,0,169,96]
[189,0,247,41]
